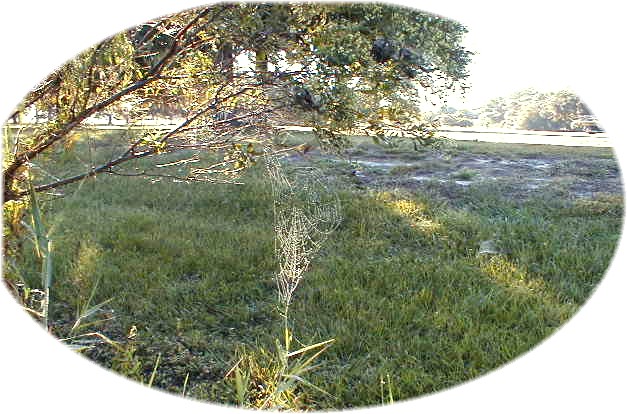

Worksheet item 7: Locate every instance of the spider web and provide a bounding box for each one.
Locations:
[264,151,342,308]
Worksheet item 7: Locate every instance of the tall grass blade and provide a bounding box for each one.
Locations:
[286,338,335,358]
[147,353,161,388]
[42,239,52,329]
[27,178,52,329]
[182,372,190,397]
[71,297,114,333]
[387,374,394,404]
[81,275,102,315]
[234,366,249,406]
[27,179,48,260]
[70,275,114,333]
[282,374,335,398]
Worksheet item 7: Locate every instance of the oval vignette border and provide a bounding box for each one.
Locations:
[0,1,625,414]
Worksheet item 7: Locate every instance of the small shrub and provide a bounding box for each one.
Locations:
[451,168,479,180]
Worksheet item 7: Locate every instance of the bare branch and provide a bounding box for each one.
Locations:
[12,148,155,198]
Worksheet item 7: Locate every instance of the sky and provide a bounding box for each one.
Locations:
[438,6,598,109]
[0,2,626,414]
[446,28,575,109]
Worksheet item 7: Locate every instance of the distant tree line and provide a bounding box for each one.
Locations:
[433,89,603,132]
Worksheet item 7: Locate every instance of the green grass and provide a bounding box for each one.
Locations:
[449,140,617,159]
[451,167,480,180]
[5,135,623,409]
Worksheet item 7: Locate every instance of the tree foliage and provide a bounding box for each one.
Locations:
[3,2,471,203]
[476,89,596,131]
[431,89,600,132]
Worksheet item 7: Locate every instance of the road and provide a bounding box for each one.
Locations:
[438,126,612,148]
[275,125,613,148]
[5,123,613,148]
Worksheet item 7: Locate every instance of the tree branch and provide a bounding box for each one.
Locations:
[4,77,156,184]
[148,6,213,75]
[13,148,156,199]
[3,6,223,201]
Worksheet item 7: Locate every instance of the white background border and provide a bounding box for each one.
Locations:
[1,1,625,413]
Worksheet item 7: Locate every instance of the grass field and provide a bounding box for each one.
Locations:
[4,130,623,409]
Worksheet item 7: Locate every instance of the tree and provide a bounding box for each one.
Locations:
[478,97,508,127]
[433,105,477,127]
[476,88,595,131]
[3,3,471,204]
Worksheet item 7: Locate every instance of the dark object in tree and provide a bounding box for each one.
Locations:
[398,47,413,62]
[131,23,176,70]
[293,87,323,111]
[398,47,431,77]
[372,40,430,78]
[371,38,399,63]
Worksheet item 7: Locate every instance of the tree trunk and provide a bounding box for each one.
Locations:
[216,42,234,81]
[11,112,23,124]
[255,48,270,83]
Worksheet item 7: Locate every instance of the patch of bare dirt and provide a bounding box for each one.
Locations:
[300,147,623,201]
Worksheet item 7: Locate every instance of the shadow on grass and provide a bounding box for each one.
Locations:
[287,184,621,407]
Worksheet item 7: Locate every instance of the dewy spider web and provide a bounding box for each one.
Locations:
[264,150,342,309]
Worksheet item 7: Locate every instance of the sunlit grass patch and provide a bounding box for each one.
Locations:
[383,197,442,235]
[479,255,548,295]
[566,193,623,217]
